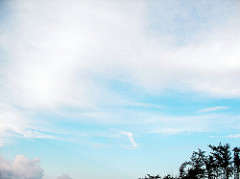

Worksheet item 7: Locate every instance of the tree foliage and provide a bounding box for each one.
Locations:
[139,143,240,179]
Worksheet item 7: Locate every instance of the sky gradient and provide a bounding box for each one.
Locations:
[1,0,240,178]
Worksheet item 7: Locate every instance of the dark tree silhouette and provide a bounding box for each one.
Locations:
[233,147,240,179]
[179,161,191,178]
[162,174,176,179]
[190,149,207,178]
[139,143,240,179]
[205,155,217,179]
[209,143,233,179]
[179,161,199,179]
[138,174,161,179]
[179,149,206,179]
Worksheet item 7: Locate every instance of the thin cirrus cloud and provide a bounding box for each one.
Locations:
[226,134,240,138]
[0,103,54,145]
[197,106,230,113]
[121,131,138,149]
[150,128,194,135]
[145,113,240,136]
[0,103,31,139]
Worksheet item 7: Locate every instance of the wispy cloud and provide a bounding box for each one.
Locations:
[22,130,55,139]
[197,106,230,113]
[150,128,193,135]
[0,103,30,138]
[121,131,137,149]
[0,103,55,146]
[57,174,73,179]
[226,134,240,138]
[145,113,240,136]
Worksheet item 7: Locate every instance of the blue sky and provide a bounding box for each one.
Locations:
[0,0,240,178]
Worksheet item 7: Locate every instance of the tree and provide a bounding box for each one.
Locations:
[179,161,191,178]
[233,147,240,179]
[209,143,233,179]
[162,174,178,179]
[138,174,161,179]
[205,155,217,179]
[179,149,207,179]
[179,160,199,179]
[139,143,240,179]
[190,149,207,178]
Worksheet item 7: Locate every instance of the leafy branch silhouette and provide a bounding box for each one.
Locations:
[139,143,240,179]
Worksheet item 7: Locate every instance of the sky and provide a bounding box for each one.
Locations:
[0,0,240,178]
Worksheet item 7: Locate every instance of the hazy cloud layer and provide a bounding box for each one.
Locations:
[0,0,240,156]
[0,155,43,179]
[1,0,240,113]
[0,0,239,135]
[57,174,73,179]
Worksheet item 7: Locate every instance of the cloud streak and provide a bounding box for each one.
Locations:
[57,174,73,179]
[197,106,230,113]
[226,134,240,138]
[0,103,54,146]
[121,131,137,149]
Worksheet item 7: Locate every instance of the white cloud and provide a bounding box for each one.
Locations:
[0,154,44,179]
[0,103,54,146]
[22,130,55,139]
[0,139,3,147]
[197,106,230,113]
[150,128,193,135]
[0,0,146,110]
[121,131,137,149]
[0,103,30,138]
[0,0,240,114]
[57,174,73,179]
[226,134,240,138]
[144,113,240,135]
[0,0,240,151]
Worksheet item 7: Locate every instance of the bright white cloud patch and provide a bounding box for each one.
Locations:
[0,155,44,179]
[0,0,146,110]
